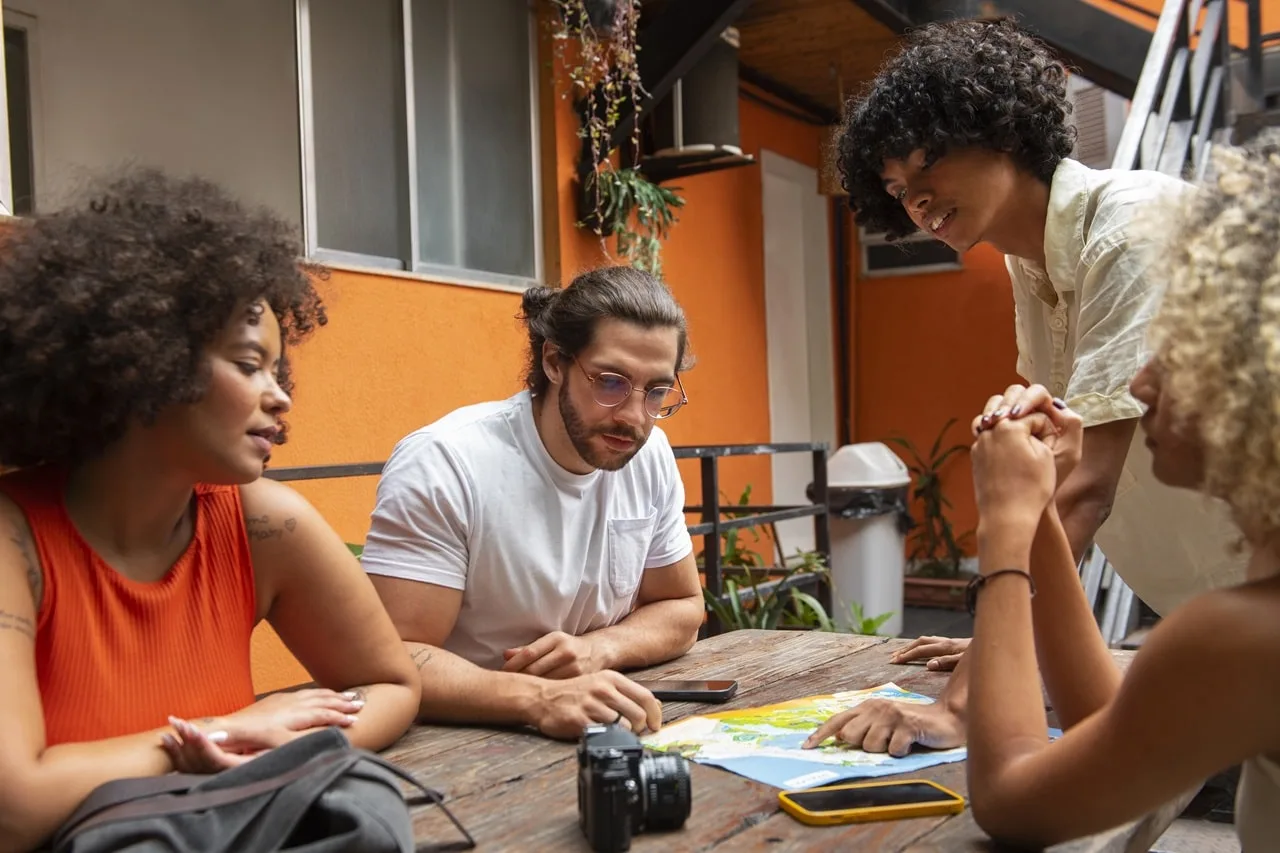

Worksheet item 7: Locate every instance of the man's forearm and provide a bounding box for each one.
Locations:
[1054,476,1114,565]
[588,596,703,671]
[405,642,542,727]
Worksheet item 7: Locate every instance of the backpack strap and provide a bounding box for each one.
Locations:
[352,753,477,852]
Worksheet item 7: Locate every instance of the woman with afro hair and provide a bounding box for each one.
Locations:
[812,16,1245,757]
[0,170,419,850]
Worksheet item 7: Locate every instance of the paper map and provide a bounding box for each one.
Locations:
[641,682,968,790]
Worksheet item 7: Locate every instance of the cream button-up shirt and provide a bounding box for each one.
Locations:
[1005,158,1245,616]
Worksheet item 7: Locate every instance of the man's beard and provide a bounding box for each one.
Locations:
[559,383,647,471]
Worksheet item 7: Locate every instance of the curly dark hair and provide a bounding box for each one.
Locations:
[0,169,328,468]
[837,17,1077,239]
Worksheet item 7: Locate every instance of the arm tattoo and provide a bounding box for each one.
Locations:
[411,648,434,671]
[9,525,42,613]
[0,609,34,640]
[245,514,298,543]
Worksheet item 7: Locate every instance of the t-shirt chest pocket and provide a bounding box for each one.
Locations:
[606,511,656,597]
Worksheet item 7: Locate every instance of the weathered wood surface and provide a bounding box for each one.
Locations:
[392,630,1186,852]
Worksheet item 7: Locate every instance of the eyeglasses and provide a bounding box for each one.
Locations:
[572,358,688,419]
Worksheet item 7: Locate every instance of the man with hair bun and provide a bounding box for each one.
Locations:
[364,265,703,739]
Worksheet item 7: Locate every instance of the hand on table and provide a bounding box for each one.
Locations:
[162,688,365,773]
[801,698,965,757]
[528,671,662,740]
[503,630,605,679]
[890,636,971,671]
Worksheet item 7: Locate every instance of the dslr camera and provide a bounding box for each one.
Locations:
[576,722,692,852]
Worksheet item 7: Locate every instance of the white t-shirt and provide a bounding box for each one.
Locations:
[1006,158,1246,615]
[360,390,695,669]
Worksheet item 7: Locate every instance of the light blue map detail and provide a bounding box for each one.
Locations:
[642,682,1058,790]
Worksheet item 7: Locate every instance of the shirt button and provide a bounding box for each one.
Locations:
[1052,382,1066,396]
[1051,316,1067,331]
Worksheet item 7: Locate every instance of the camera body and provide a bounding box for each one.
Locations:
[576,722,692,852]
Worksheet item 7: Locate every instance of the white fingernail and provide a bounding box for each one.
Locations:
[350,700,365,710]
[345,714,358,725]
[206,731,229,744]
[342,691,358,700]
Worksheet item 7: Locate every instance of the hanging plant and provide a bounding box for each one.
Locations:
[549,0,683,275]
[584,167,683,276]
[548,0,643,176]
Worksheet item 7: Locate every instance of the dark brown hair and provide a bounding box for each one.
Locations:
[519,265,691,396]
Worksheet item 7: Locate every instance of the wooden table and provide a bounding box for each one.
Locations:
[388,629,1190,852]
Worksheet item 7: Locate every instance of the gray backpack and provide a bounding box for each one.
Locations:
[47,728,474,853]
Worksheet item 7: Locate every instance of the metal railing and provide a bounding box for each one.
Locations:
[675,442,831,637]
[265,441,833,638]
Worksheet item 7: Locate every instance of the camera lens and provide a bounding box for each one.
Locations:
[637,753,692,831]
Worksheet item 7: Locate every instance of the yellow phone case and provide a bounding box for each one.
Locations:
[778,778,966,826]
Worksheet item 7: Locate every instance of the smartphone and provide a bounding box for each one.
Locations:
[634,679,739,703]
[778,779,965,825]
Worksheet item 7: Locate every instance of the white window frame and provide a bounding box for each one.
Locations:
[3,5,42,216]
[295,0,544,293]
[0,0,19,217]
[859,226,963,278]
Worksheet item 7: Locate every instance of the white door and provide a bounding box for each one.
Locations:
[762,150,836,562]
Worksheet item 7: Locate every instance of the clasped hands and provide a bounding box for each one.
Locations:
[804,384,1083,756]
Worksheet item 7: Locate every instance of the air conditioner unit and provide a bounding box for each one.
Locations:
[859,227,963,278]
[646,28,751,174]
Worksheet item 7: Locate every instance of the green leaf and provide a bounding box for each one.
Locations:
[789,590,834,632]
[726,579,746,628]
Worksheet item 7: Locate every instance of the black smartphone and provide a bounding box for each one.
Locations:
[635,679,739,703]
[778,779,966,825]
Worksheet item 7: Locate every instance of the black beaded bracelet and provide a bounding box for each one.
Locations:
[965,569,1036,616]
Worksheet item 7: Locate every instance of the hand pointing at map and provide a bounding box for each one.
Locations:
[642,684,969,789]
[802,697,965,756]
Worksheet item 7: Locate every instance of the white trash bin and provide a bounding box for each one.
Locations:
[825,442,912,636]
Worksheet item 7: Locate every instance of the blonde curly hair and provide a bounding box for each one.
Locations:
[1147,130,1280,539]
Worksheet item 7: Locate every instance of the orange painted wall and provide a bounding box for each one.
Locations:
[247,51,825,692]
[250,271,530,690]
[851,243,1021,552]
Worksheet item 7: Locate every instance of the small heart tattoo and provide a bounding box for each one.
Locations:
[284,518,297,532]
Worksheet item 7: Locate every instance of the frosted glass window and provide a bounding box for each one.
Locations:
[413,0,536,280]
[308,0,410,265]
[301,0,537,283]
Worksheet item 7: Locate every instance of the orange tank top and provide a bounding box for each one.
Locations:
[0,468,258,745]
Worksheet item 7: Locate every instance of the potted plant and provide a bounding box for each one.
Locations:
[888,419,976,610]
[583,167,684,276]
[702,557,833,632]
